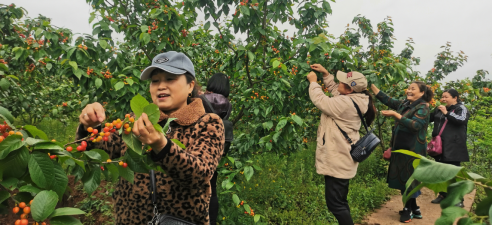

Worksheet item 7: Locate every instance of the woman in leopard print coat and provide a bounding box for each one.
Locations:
[77,51,224,224]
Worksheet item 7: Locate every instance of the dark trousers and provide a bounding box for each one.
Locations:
[209,171,219,224]
[438,161,461,197]
[324,175,354,225]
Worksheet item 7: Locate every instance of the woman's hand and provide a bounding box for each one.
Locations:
[133,113,167,152]
[437,105,448,115]
[310,64,329,77]
[370,84,380,95]
[79,103,106,130]
[306,71,318,83]
[381,110,402,120]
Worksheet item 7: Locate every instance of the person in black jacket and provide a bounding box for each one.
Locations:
[429,88,470,207]
[200,73,233,224]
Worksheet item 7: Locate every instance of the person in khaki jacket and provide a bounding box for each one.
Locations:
[307,64,376,225]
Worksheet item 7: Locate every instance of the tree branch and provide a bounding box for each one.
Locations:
[232,105,248,126]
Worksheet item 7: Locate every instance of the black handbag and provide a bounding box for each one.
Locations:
[335,99,380,162]
[148,170,196,225]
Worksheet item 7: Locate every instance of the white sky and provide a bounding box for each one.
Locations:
[6,0,492,82]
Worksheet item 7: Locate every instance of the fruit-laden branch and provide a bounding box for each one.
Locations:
[212,15,236,54]
[63,136,91,147]
[232,105,248,126]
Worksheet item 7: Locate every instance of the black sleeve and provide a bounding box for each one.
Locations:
[445,104,469,125]
[429,108,435,123]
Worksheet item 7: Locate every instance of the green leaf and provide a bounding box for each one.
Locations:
[99,39,108,49]
[106,163,119,183]
[23,125,48,140]
[254,108,259,115]
[440,180,474,208]
[412,157,462,184]
[254,214,260,223]
[122,133,143,155]
[118,165,134,183]
[51,162,69,200]
[83,151,102,161]
[126,148,148,173]
[280,78,291,88]
[130,94,150,119]
[247,51,255,61]
[227,156,235,165]
[309,43,318,52]
[31,190,59,221]
[0,190,9,204]
[243,166,254,181]
[0,146,30,178]
[204,21,211,30]
[0,135,23,159]
[0,106,15,123]
[393,150,423,159]
[125,78,134,86]
[140,25,148,33]
[28,152,54,189]
[114,81,125,91]
[0,177,18,190]
[243,203,251,213]
[95,78,102,88]
[33,141,63,150]
[18,185,42,194]
[272,60,280,68]
[143,104,160,124]
[456,218,473,225]
[49,207,86,218]
[262,121,273,130]
[434,207,468,225]
[291,115,303,126]
[171,139,186,149]
[35,28,43,38]
[232,194,240,205]
[276,118,288,131]
[49,216,83,225]
[475,190,492,216]
[142,33,151,45]
[153,124,163,133]
[0,78,9,91]
[69,61,78,70]
[163,118,177,135]
[241,6,250,16]
[81,166,101,194]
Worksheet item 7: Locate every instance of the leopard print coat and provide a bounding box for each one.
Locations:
[76,98,224,224]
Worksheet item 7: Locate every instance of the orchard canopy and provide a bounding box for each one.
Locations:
[0,0,492,224]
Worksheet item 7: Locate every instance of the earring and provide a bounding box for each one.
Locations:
[188,93,192,98]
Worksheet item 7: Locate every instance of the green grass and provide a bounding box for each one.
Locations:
[218,144,395,224]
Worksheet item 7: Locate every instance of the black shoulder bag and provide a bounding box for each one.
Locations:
[335,99,380,162]
[148,170,196,225]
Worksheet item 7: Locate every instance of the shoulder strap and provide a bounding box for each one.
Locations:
[150,169,157,204]
[438,109,454,136]
[350,98,369,133]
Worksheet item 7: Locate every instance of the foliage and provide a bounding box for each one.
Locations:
[395,150,492,224]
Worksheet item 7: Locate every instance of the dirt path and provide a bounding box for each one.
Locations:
[358,187,476,225]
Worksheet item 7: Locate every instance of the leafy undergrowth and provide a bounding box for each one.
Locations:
[217,143,395,224]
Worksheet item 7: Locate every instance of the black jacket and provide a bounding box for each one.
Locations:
[200,93,233,156]
[429,102,470,162]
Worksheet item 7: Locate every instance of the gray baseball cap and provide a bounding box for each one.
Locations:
[140,51,195,80]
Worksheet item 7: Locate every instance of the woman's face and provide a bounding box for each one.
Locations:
[440,92,457,106]
[406,83,424,102]
[150,71,194,114]
[337,83,353,95]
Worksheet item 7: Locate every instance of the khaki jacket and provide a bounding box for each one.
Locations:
[309,74,369,179]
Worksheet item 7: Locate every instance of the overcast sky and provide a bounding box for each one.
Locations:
[6,0,492,82]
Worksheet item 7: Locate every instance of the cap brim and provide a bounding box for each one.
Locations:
[336,71,349,84]
[140,65,188,80]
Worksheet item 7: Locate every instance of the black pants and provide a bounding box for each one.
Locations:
[209,142,231,224]
[324,175,354,225]
[438,161,461,197]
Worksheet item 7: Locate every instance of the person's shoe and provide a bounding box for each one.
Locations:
[455,201,465,208]
[412,206,423,219]
[400,207,413,223]
[431,195,445,204]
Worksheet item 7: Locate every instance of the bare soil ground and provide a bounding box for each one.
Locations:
[358,187,476,225]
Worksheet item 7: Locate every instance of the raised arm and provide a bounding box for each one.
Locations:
[308,81,346,118]
[150,114,224,187]
[375,90,403,110]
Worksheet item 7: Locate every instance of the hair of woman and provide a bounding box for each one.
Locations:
[341,83,376,126]
[206,73,230,97]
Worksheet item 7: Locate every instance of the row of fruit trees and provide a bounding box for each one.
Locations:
[0,1,491,224]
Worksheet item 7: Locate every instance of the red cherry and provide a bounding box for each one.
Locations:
[50,155,57,159]
[81,141,87,147]
[122,162,128,168]
[103,136,109,142]
[76,146,84,151]
[92,129,98,135]
[66,146,73,152]
[103,127,110,132]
